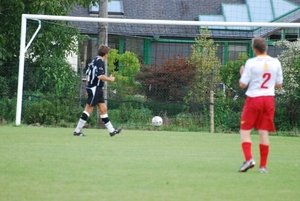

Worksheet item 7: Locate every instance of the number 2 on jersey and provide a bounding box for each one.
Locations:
[261,73,271,89]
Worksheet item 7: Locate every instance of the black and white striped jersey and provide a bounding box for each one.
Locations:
[86,57,105,88]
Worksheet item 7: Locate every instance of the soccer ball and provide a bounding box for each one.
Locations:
[152,116,163,126]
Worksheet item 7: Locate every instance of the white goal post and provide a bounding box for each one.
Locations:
[16,14,300,125]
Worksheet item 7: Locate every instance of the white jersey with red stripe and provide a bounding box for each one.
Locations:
[240,55,283,97]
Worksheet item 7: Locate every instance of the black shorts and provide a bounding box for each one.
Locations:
[86,86,105,106]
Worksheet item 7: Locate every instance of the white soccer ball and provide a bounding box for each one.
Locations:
[152,116,163,126]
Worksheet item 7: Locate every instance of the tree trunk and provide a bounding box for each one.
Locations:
[97,0,108,129]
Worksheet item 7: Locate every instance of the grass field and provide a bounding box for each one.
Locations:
[0,126,299,201]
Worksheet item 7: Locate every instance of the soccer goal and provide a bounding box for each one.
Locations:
[16,12,300,132]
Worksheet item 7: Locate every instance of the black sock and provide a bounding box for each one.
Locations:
[80,112,89,121]
[101,117,109,124]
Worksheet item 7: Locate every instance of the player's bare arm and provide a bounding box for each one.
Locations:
[239,65,245,75]
[98,74,115,82]
[275,83,282,88]
[85,75,89,85]
[239,81,247,89]
[239,65,248,89]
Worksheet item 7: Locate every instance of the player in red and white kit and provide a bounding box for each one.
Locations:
[238,37,283,173]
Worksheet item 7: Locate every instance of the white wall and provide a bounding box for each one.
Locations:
[66,51,78,72]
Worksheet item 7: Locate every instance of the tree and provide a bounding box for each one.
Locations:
[273,39,300,127]
[185,29,221,103]
[107,49,141,99]
[96,0,108,128]
[0,0,96,63]
[98,0,108,45]
[274,39,300,98]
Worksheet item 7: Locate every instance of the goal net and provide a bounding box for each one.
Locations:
[14,7,300,132]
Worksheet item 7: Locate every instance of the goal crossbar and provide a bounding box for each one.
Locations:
[22,14,300,27]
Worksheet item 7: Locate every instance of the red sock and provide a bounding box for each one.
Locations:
[242,142,252,161]
[259,144,269,168]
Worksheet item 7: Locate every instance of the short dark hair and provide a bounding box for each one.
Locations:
[98,45,110,56]
[252,37,267,54]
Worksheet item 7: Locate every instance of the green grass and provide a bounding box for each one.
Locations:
[0,126,299,201]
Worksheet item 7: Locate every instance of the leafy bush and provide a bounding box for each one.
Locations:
[107,49,141,99]
[274,104,293,131]
[214,101,243,133]
[0,98,16,123]
[0,76,9,97]
[109,104,152,125]
[23,99,56,125]
[37,57,80,97]
[274,40,300,128]
[22,97,82,126]
[137,54,196,102]
[0,63,18,96]
[220,53,248,99]
[144,101,187,117]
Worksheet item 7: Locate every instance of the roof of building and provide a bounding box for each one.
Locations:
[70,0,300,39]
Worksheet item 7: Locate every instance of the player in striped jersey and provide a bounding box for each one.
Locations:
[238,37,283,173]
[74,45,122,137]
